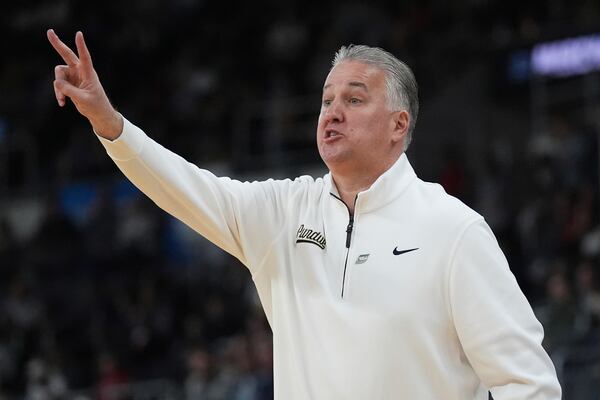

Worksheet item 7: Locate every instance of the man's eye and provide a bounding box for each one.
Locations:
[322,99,332,106]
[349,98,362,104]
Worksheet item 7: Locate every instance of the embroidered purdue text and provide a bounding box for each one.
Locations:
[296,224,326,249]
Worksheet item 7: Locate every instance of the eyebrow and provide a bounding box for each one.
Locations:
[323,81,369,91]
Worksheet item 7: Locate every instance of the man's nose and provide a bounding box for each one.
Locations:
[324,100,344,123]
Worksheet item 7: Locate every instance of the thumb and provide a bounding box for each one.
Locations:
[54,79,85,101]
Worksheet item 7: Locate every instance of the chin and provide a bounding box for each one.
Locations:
[319,141,351,161]
[320,155,350,172]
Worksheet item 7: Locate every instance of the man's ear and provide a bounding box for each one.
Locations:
[391,110,409,145]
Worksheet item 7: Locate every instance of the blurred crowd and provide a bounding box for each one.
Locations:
[0,187,274,399]
[2,0,600,399]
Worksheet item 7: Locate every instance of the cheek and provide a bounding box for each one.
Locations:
[356,119,389,148]
[316,114,326,132]
[370,114,392,137]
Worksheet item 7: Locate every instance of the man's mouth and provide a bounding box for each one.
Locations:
[325,129,342,138]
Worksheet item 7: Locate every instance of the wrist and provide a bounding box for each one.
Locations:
[91,111,123,140]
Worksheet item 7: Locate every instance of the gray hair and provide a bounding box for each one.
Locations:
[332,44,419,151]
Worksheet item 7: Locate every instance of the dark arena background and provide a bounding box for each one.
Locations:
[2,1,600,399]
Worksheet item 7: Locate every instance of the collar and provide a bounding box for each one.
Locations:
[324,153,417,213]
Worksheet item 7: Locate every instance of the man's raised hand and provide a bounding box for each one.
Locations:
[47,29,123,140]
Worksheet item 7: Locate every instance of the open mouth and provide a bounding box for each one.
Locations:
[325,129,342,138]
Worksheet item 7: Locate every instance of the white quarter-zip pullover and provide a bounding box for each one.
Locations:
[98,117,561,399]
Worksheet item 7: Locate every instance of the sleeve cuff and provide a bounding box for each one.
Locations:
[96,115,148,161]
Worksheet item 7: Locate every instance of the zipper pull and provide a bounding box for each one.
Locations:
[345,215,354,248]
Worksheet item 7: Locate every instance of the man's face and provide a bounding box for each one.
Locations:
[317,61,405,174]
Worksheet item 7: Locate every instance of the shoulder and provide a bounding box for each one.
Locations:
[243,174,327,204]
[289,174,329,203]
[264,174,326,193]
[408,178,483,232]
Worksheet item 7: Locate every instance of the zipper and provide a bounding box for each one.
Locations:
[345,214,354,248]
[341,213,354,298]
[330,193,356,299]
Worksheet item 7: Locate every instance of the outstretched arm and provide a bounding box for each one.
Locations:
[47,29,123,140]
[46,29,295,274]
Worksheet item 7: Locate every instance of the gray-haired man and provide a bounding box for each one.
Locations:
[48,29,561,399]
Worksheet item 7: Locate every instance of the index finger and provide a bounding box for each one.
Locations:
[47,29,79,67]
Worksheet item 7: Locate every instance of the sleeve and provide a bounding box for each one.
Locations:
[96,116,293,275]
[448,219,562,399]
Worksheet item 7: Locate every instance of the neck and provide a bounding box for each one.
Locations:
[331,169,387,214]
[332,176,369,214]
[331,157,399,213]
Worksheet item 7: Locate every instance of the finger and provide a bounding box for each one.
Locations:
[53,80,66,107]
[53,65,70,106]
[47,29,79,67]
[54,79,85,102]
[75,31,94,73]
[54,65,70,81]
[54,65,75,105]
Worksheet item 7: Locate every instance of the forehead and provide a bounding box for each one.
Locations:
[323,61,386,91]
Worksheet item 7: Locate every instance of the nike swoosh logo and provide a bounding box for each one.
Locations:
[393,247,419,255]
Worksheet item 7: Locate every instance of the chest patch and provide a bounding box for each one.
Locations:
[296,224,326,249]
[355,254,370,264]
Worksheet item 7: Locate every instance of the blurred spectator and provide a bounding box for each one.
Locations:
[184,346,235,400]
[535,270,580,355]
[115,197,161,258]
[27,193,81,277]
[4,275,42,339]
[247,334,273,400]
[24,357,68,400]
[83,185,117,263]
[438,143,472,204]
[575,259,600,337]
[95,353,129,400]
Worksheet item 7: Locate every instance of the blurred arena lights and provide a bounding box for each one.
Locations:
[531,33,600,78]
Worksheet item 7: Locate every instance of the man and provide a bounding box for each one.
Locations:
[47,29,561,399]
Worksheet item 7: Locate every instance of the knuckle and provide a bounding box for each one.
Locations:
[54,65,66,78]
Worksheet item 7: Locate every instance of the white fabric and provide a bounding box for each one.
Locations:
[98,117,562,399]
